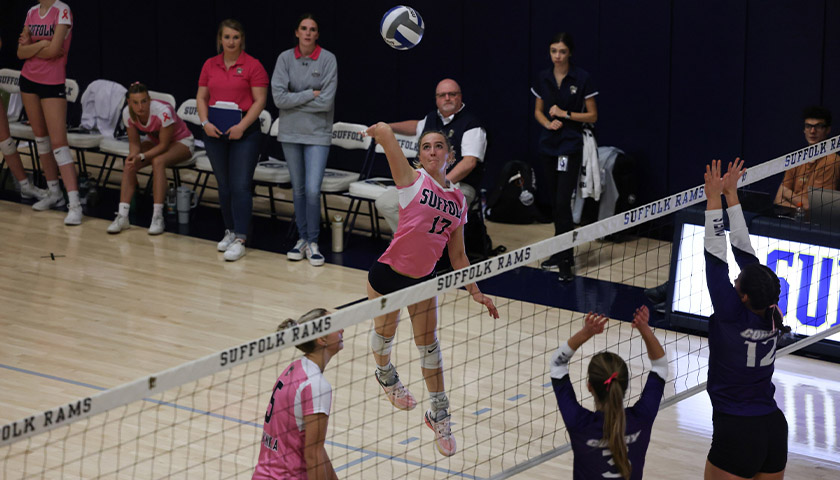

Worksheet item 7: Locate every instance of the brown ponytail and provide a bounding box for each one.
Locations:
[588,352,631,479]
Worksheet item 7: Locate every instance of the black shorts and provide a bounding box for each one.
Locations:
[368,261,435,295]
[707,409,788,477]
[19,76,66,99]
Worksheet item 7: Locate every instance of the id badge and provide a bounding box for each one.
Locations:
[557,155,569,172]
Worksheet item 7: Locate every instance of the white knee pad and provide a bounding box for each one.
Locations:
[370,329,395,356]
[53,145,73,166]
[0,137,16,156]
[417,340,443,369]
[35,136,51,155]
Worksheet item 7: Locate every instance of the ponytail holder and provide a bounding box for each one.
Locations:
[769,304,779,333]
[603,372,619,390]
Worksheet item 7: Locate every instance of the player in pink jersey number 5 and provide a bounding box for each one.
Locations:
[364,122,499,457]
[253,309,343,480]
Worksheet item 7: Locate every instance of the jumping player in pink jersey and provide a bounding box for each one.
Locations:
[106,83,194,236]
[253,308,342,480]
[364,122,499,457]
[16,0,82,225]
[1,37,48,202]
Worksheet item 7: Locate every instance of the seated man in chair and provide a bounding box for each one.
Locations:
[774,105,839,212]
[376,78,487,233]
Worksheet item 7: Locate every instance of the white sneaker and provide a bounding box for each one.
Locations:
[64,204,83,226]
[287,238,307,261]
[223,239,246,261]
[217,230,236,252]
[307,242,325,266]
[107,214,130,234]
[148,214,165,235]
[32,189,66,211]
[20,184,48,200]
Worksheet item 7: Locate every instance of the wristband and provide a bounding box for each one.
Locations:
[565,111,572,120]
[201,120,208,127]
[139,153,146,161]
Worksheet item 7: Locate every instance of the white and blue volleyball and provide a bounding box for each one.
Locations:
[380,6,424,50]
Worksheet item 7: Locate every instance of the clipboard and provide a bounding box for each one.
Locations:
[209,102,242,133]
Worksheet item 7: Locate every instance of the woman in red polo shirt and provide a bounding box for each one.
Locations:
[197,18,268,261]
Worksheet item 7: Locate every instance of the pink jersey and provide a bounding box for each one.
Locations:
[122,100,192,144]
[21,1,72,85]
[379,169,468,277]
[253,357,332,480]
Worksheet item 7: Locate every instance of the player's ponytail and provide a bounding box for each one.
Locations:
[739,264,790,334]
[277,308,330,353]
[588,352,631,480]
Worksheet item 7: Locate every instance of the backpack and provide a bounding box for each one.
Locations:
[485,160,542,224]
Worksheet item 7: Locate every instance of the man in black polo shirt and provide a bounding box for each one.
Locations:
[376,78,488,233]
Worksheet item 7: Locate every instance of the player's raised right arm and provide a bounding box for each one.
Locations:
[366,122,417,187]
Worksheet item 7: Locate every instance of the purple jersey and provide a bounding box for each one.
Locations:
[552,373,665,480]
[704,206,779,416]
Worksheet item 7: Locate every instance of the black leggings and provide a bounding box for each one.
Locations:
[540,151,582,261]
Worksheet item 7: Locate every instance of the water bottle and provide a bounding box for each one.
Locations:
[794,203,805,223]
[165,184,177,218]
[331,214,344,253]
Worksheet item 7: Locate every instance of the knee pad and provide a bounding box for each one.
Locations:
[0,137,16,156]
[35,136,51,155]
[53,145,73,166]
[417,340,443,369]
[370,329,395,356]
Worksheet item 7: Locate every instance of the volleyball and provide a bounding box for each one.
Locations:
[380,6,424,50]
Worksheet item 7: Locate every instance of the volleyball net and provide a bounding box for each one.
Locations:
[2,135,839,479]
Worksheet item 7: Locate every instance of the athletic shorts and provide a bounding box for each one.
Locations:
[19,76,66,99]
[368,261,435,295]
[140,135,195,155]
[177,135,196,154]
[707,408,788,477]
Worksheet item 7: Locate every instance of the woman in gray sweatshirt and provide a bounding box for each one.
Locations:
[271,13,337,267]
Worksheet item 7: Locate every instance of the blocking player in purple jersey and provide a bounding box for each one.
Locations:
[364,122,499,457]
[549,307,668,480]
[253,309,343,480]
[703,159,790,480]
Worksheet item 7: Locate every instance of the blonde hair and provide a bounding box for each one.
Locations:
[276,308,329,354]
[588,352,631,479]
[216,19,245,54]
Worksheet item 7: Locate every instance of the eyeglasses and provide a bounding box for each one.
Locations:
[435,91,461,99]
[804,123,828,131]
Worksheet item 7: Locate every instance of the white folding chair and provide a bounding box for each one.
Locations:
[320,122,370,226]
